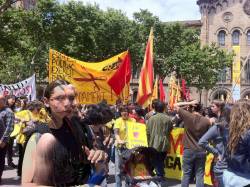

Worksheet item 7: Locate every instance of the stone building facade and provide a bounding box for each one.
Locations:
[197,0,250,105]
[132,0,250,106]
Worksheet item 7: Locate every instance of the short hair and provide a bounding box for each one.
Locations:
[119,105,129,113]
[135,106,145,117]
[193,103,202,113]
[155,101,165,113]
[6,95,16,101]
[44,80,70,99]
[152,99,159,109]
[27,100,44,111]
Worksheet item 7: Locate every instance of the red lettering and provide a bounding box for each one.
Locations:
[3,90,9,96]
[169,133,184,154]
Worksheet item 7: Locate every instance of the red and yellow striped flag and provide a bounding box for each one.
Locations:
[136,28,154,108]
[151,76,159,101]
[159,78,165,102]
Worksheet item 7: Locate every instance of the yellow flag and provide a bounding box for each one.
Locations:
[151,76,159,101]
[49,49,129,104]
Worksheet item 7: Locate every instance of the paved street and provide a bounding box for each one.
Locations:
[2,156,196,187]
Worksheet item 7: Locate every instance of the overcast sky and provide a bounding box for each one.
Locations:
[60,0,201,21]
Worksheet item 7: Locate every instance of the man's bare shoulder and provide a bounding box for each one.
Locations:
[36,133,57,153]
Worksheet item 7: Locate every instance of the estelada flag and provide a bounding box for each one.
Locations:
[159,78,165,102]
[107,51,131,95]
[136,28,154,108]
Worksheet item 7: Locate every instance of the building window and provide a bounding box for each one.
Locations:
[247,30,250,45]
[232,30,240,45]
[245,59,250,83]
[218,30,226,46]
[218,67,227,82]
[213,90,228,101]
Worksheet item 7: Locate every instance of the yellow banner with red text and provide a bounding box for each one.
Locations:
[165,128,213,185]
[49,49,129,105]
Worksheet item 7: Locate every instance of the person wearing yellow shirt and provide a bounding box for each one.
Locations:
[113,106,135,187]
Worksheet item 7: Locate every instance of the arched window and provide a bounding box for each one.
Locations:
[213,90,228,101]
[218,67,227,82]
[218,30,226,46]
[245,59,250,83]
[247,30,250,45]
[232,30,240,45]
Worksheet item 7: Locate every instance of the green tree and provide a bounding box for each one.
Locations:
[0,0,233,92]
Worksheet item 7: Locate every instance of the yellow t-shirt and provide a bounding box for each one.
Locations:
[114,117,135,141]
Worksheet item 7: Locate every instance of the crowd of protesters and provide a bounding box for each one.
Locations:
[0,79,250,187]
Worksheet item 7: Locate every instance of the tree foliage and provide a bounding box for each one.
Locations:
[0,0,233,91]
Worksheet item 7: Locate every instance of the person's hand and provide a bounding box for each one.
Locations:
[191,100,199,105]
[218,155,222,161]
[0,140,6,148]
[209,117,216,125]
[214,155,222,162]
[84,146,107,164]
[103,137,113,148]
[117,140,126,145]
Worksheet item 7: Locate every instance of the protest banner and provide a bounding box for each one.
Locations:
[49,49,130,105]
[165,128,213,186]
[232,46,241,101]
[0,74,36,101]
[126,122,148,149]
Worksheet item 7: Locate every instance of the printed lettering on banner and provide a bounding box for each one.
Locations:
[0,74,36,101]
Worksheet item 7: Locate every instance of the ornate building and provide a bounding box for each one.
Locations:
[197,0,250,104]
[14,0,36,10]
[131,0,250,105]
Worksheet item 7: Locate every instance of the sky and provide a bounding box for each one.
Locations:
[60,0,201,22]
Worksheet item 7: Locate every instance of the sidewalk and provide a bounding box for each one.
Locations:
[2,157,195,187]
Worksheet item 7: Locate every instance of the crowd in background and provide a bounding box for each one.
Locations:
[0,80,249,186]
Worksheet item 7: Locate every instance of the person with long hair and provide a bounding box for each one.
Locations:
[210,100,225,122]
[223,99,250,186]
[22,80,106,186]
[199,105,231,187]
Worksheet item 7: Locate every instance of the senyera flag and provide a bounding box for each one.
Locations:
[107,51,131,95]
[159,78,165,102]
[151,76,159,101]
[136,28,154,108]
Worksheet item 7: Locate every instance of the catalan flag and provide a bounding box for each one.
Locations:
[136,28,154,108]
[169,75,181,110]
[151,76,159,101]
[159,78,165,102]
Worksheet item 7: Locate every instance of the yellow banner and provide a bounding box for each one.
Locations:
[232,46,241,101]
[49,49,129,104]
[126,122,148,149]
[165,128,213,186]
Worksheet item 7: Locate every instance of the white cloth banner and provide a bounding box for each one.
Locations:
[0,74,36,101]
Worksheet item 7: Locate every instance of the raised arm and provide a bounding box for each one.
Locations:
[173,100,198,112]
